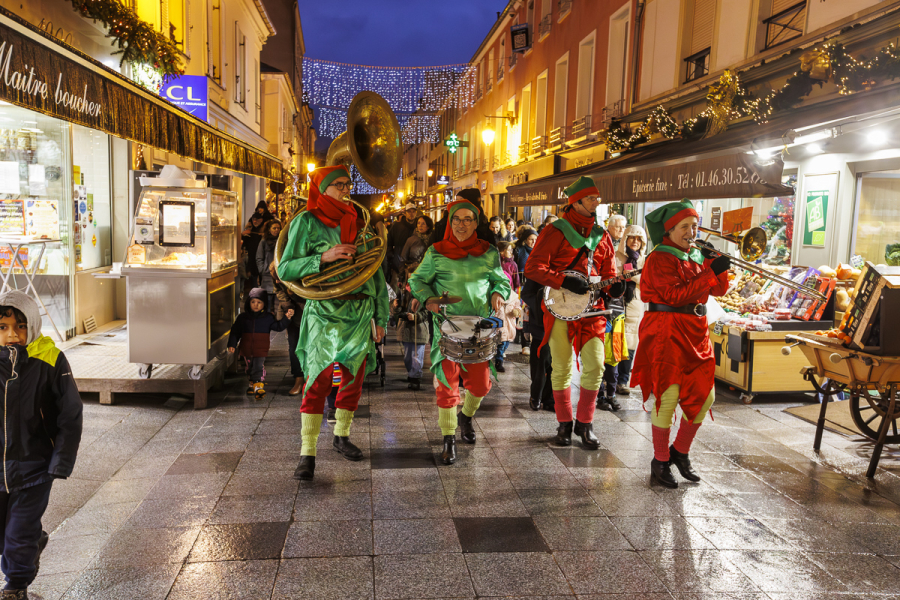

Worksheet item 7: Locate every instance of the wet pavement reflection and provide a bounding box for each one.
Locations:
[29,331,900,599]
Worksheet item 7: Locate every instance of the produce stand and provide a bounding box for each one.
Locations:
[786,332,900,477]
[710,321,825,404]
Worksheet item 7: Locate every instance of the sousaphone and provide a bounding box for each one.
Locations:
[274,91,401,300]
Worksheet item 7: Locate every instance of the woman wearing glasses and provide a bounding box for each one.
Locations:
[277,166,389,482]
[409,198,511,465]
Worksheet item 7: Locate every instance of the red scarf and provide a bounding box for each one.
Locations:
[564,207,597,237]
[306,187,359,244]
[432,200,490,260]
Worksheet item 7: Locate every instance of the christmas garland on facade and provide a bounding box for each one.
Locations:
[601,40,900,154]
[68,0,184,78]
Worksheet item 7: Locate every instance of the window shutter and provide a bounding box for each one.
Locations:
[690,0,715,55]
[772,0,800,15]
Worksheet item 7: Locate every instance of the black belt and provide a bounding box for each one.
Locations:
[332,293,368,302]
[648,302,706,317]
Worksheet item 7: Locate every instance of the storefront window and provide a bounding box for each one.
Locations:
[0,102,73,333]
[854,172,900,266]
[72,125,111,271]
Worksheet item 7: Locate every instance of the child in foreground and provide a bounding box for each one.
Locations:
[228,287,293,399]
[0,291,83,600]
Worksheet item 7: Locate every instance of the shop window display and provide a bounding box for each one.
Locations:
[854,173,900,267]
[0,102,73,333]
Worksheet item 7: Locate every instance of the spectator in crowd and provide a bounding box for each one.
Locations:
[488,216,507,246]
[504,218,517,242]
[250,200,275,225]
[400,215,434,268]
[387,203,419,279]
[612,224,646,392]
[495,241,522,373]
[607,214,627,250]
[514,225,538,355]
[256,219,283,314]
[538,214,558,233]
[242,213,266,293]
[391,263,431,390]
[227,288,292,399]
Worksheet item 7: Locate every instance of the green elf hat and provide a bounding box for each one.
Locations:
[644,199,699,248]
[563,176,600,204]
[312,165,351,193]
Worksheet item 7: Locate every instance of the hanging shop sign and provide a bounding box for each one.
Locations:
[0,11,281,180]
[436,175,449,186]
[803,189,829,247]
[508,152,793,206]
[510,24,531,53]
[159,75,208,122]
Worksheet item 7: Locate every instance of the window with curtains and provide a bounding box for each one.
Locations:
[684,0,715,82]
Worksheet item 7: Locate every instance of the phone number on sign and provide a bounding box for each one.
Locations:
[677,167,766,190]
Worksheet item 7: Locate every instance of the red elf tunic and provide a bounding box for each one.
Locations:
[524,210,617,354]
[629,239,729,420]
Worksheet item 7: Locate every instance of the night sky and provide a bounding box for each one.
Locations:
[300,0,505,67]
[301,0,506,150]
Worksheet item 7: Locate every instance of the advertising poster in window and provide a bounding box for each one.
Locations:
[25,200,60,240]
[803,189,829,247]
[0,199,25,236]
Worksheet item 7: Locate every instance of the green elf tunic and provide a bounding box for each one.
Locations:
[409,244,512,388]
[276,210,389,383]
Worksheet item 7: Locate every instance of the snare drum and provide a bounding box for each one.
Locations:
[438,316,500,364]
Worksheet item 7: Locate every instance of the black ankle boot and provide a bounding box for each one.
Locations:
[333,436,363,461]
[293,456,316,480]
[441,435,457,464]
[669,445,700,481]
[554,421,573,446]
[457,413,476,444]
[650,458,678,488]
[529,396,542,411]
[408,378,421,390]
[606,395,621,411]
[596,396,612,411]
[573,421,600,450]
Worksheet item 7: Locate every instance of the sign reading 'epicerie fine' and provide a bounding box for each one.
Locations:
[0,38,101,118]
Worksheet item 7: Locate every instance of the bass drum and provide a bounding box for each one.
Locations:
[438,316,500,364]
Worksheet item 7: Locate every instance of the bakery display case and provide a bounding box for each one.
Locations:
[122,169,240,378]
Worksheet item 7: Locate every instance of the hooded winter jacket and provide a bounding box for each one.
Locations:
[227,309,289,358]
[0,291,83,492]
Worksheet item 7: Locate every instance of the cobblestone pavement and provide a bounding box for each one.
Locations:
[29,332,900,599]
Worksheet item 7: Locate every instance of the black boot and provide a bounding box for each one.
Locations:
[669,445,701,482]
[494,360,506,373]
[573,421,600,449]
[650,458,678,488]
[457,412,476,444]
[529,396,541,411]
[408,378,421,390]
[333,436,364,461]
[596,395,611,411]
[293,456,316,481]
[441,435,457,464]
[554,421,573,446]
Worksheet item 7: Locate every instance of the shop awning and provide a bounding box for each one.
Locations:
[508,82,900,206]
[0,10,283,181]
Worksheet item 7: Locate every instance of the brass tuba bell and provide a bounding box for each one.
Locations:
[274,91,401,300]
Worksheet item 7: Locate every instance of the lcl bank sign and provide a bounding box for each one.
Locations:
[159,75,208,121]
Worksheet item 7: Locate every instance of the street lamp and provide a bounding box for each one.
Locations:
[397,191,404,200]
[427,169,434,177]
[482,128,496,145]
[306,163,316,173]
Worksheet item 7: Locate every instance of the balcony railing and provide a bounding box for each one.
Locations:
[539,14,552,37]
[518,142,529,162]
[684,48,711,83]
[497,63,504,81]
[558,0,573,17]
[509,53,518,70]
[571,114,592,139]
[549,126,566,148]
[491,155,502,170]
[486,79,493,94]
[475,86,483,100]
[764,2,806,50]
[530,135,546,155]
[601,99,626,128]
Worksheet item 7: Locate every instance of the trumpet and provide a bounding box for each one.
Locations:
[691,238,827,301]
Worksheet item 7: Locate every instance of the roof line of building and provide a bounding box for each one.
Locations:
[466,0,517,65]
[252,0,277,37]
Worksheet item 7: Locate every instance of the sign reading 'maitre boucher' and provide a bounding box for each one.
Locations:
[507,152,794,206]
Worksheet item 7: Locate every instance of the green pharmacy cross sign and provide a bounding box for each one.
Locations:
[444,134,461,153]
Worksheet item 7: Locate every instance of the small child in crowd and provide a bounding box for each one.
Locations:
[495,242,522,372]
[391,264,430,390]
[228,287,292,398]
[0,291,83,600]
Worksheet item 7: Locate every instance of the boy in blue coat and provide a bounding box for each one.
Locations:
[227,288,292,398]
[0,291,83,600]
